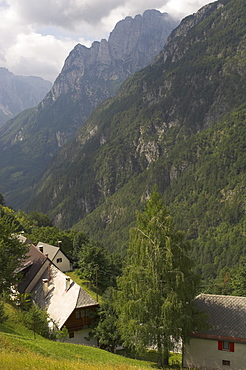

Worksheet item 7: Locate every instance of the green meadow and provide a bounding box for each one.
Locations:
[0,303,182,370]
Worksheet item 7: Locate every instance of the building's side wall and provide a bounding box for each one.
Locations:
[65,307,98,332]
[53,250,71,272]
[64,328,97,346]
[63,307,98,346]
[183,338,246,370]
[38,244,56,258]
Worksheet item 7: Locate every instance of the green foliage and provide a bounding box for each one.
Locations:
[13,209,53,233]
[116,189,200,367]
[204,258,246,297]
[56,326,69,342]
[164,104,246,287]
[72,231,90,263]
[23,304,50,339]
[14,293,32,311]
[0,211,28,293]
[78,242,122,293]
[28,211,53,227]
[231,259,246,296]
[14,209,38,232]
[0,298,8,324]
[93,287,121,352]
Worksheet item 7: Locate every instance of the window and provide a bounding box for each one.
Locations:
[56,258,62,263]
[218,341,234,352]
[39,246,43,253]
[223,341,229,350]
[222,360,230,366]
[69,332,74,338]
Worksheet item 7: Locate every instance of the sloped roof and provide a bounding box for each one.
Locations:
[76,287,98,308]
[194,294,246,340]
[31,263,98,329]
[36,241,60,261]
[18,244,48,294]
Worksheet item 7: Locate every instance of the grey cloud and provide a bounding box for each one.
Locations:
[13,0,126,30]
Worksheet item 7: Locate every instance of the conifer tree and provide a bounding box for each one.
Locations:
[116,188,199,367]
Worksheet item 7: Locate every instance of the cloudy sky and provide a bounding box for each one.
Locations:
[0,0,215,82]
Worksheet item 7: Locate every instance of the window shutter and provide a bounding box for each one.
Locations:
[230,342,234,352]
[218,341,223,350]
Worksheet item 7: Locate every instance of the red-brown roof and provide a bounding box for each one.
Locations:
[18,244,48,294]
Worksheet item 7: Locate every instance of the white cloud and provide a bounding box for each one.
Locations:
[162,0,214,18]
[5,32,77,81]
[0,0,216,82]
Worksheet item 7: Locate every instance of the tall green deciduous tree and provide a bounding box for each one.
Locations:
[116,189,199,367]
[0,214,28,293]
[93,287,121,353]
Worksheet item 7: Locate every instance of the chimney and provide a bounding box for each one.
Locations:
[42,278,48,297]
[65,277,70,291]
[58,241,62,249]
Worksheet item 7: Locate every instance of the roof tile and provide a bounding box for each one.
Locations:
[195,294,246,339]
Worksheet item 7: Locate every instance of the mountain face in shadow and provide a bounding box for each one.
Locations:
[0,67,52,127]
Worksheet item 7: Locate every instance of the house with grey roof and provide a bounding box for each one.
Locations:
[183,293,246,370]
[18,244,99,346]
[36,241,72,272]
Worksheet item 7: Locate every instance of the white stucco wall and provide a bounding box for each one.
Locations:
[183,338,246,370]
[53,250,71,272]
[37,243,71,272]
[65,328,97,347]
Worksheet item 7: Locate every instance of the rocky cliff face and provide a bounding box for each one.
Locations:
[0,9,178,209]
[49,10,178,103]
[42,10,178,131]
[0,68,52,127]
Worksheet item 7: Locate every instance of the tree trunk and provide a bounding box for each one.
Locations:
[157,333,169,368]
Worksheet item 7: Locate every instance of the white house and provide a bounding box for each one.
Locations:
[18,244,99,345]
[183,294,246,370]
[36,241,72,272]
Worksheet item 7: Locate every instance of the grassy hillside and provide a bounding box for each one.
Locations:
[0,303,181,369]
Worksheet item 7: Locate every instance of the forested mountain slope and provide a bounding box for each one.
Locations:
[1,0,245,285]
[0,10,177,209]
